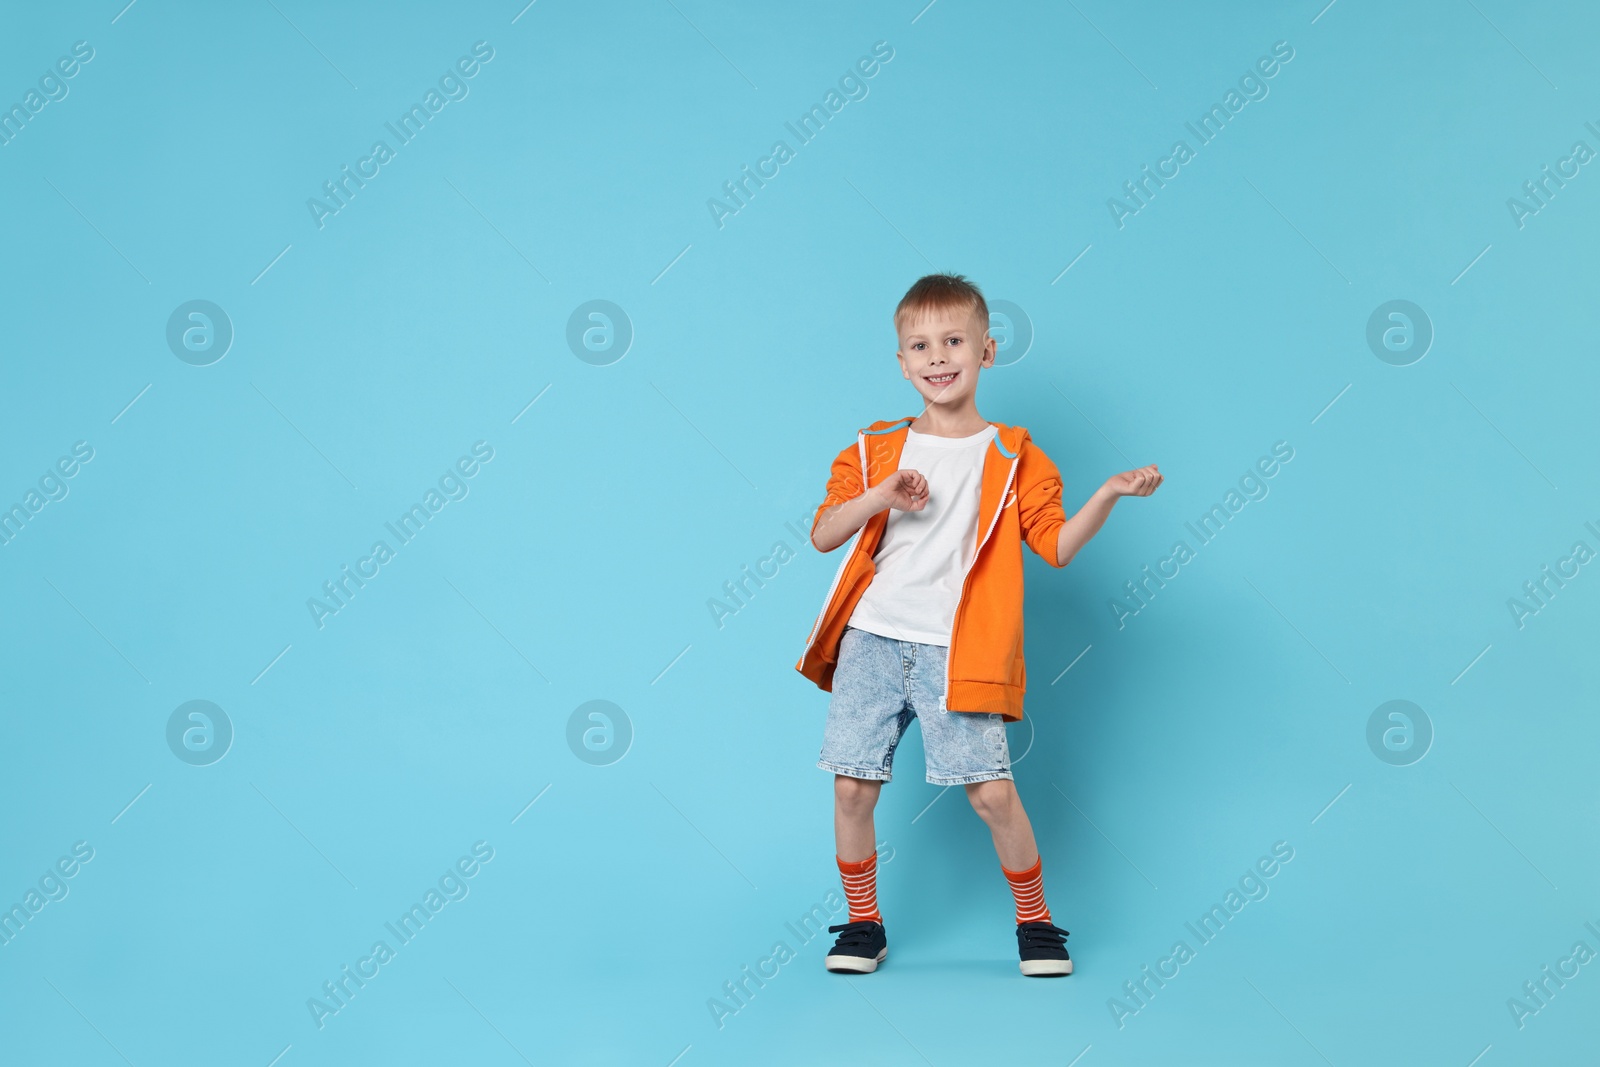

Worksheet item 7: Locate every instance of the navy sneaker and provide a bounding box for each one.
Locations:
[1017,921,1072,976]
[825,920,887,973]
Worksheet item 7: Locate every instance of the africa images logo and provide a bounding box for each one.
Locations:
[306,42,495,229]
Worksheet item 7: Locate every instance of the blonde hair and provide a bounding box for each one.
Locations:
[893,273,989,337]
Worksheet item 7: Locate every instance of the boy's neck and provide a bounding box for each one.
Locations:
[911,403,991,438]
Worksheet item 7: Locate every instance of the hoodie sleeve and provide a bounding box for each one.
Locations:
[809,437,864,551]
[1017,438,1069,567]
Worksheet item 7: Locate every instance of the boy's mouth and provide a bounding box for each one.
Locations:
[924,371,958,387]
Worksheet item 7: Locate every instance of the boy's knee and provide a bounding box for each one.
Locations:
[834,774,881,812]
[965,778,1016,819]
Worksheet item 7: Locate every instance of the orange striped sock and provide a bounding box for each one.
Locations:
[837,853,882,924]
[1002,855,1052,924]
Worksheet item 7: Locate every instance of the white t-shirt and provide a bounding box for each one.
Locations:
[847,424,995,646]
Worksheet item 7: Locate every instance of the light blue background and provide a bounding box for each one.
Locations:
[2,1,1597,1064]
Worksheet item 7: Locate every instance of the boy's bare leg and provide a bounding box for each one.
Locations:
[827,774,889,970]
[834,774,882,860]
[969,779,1068,973]
[965,778,1040,871]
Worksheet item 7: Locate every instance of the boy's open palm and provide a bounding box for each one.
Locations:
[1106,464,1163,497]
[874,469,929,512]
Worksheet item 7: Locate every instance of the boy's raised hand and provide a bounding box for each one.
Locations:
[1105,464,1163,497]
[872,469,929,512]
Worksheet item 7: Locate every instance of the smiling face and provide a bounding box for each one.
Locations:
[895,301,995,413]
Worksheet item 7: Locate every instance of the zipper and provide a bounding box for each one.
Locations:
[944,452,1020,711]
[800,432,871,660]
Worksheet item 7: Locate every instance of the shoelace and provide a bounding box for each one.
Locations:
[828,921,880,950]
[1018,923,1070,950]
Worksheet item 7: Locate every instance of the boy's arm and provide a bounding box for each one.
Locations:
[1053,486,1121,567]
[1054,465,1165,565]
[810,440,883,553]
[810,439,926,552]
[812,486,889,553]
[1017,441,1163,567]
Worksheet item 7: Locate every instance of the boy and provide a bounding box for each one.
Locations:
[794,273,1163,977]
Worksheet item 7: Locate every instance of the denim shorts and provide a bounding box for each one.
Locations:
[817,625,1013,786]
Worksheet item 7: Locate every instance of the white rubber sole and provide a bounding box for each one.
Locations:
[825,948,887,974]
[1020,957,1073,977]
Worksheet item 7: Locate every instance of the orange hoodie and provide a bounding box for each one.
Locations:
[794,416,1070,722]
